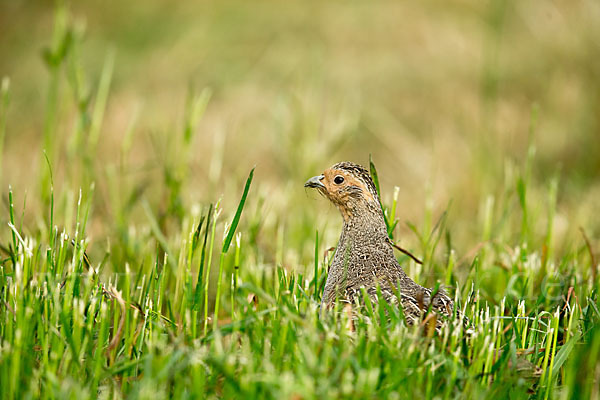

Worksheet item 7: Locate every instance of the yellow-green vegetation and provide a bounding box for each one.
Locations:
[1,1,599,399]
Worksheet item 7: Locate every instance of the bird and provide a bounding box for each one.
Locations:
[304,161,454,331]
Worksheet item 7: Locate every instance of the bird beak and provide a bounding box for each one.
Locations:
[304,175,325,189]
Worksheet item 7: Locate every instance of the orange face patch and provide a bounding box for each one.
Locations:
[323,169,374,199]
[319,168,375,220]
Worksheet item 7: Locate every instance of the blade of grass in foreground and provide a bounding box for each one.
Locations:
[222,167,255,254]
[193,205,212,312]
[213,167,255,330]
[203,201,220,336]
[369,155,393,239]
[313,230,319,301]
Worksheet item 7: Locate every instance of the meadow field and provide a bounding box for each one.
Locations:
[1,1,599,398]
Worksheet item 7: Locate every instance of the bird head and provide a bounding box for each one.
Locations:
[304,162,382,221]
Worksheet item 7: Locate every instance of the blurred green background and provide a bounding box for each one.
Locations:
[1,0,599,278]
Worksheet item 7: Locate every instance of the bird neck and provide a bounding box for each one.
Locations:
[339,202,389,246]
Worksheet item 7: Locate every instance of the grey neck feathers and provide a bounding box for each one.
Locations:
[334,198,396,272]
[340,199,388,243]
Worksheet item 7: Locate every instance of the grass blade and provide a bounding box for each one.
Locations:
[222,167,255,254]
[369,155,393,238]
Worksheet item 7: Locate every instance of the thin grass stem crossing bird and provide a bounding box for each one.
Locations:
[305,161,454,331]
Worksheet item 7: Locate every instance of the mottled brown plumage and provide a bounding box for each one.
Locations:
[305,161,453,330]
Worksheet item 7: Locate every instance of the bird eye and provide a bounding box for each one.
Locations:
[334,175,344,185]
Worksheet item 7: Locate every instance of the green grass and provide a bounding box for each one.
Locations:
[1,3,600,399]
[2,158,599,398]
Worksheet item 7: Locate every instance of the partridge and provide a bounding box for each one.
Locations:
[305,161,454,329]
